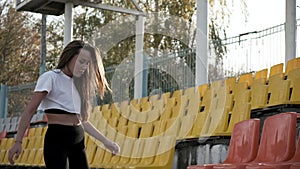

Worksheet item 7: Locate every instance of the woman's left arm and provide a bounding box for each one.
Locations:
[81,121,120,155]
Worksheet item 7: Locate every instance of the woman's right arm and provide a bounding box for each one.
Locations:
[8,91,47,164]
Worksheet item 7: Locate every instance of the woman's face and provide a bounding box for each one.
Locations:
[69,49,92,77]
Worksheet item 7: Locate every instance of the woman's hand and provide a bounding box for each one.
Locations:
[8,142,22,164]
[104,141,120,156]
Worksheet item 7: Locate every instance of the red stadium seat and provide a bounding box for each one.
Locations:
[187,118,260,169]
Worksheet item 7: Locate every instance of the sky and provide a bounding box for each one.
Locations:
[226,0,299,37]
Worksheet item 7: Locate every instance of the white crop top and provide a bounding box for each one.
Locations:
[34,69,81,114]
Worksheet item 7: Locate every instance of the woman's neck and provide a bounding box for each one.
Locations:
[62,66,73,77]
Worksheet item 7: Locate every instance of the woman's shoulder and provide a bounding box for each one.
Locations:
[39,69,62,78]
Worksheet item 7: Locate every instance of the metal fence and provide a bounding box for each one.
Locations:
[3,20,300,116]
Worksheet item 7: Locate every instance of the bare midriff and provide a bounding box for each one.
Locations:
[46,113,81,126]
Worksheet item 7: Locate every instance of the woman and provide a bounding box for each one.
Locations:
[8,40,120,169]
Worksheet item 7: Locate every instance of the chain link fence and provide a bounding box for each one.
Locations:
[4,20,300,116]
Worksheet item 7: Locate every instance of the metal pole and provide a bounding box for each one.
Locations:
[64,2,74,46]
[0,84,8,118]
[134,15,145,99]
[40,14,47,75]
[285,0,297,64]
[196,0,208,86]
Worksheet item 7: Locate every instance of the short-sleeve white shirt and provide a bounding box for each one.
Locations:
[34,69,81,114]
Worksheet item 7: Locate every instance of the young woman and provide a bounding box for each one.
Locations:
[8,40,120,169]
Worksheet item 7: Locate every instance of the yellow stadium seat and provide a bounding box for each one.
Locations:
[177,115,195,139]
[183,87,196,97]
[200,83,232,137]
[164,118,180,137]
[101,104,110,111]
[185,91,200,117]
[266,73,290,107]
[269,63,283,77]
[86,142,97,165]
[219,82,251,135]
[0,150,6,164]
[2,149,9,165]
[191,85,212,138]
[285,68,300,104]
[135,135,176,169]
[250,78,268,110]
[152,120,167,137]
[198,83,209,100]
[285,57,300,75]
[159,107,172,121]
[225,77,237,94]
[116,138,135,166]
[33,148,45,166]
[139,123,154,138]
[102,109,112,120]
[254,68,268,80]
[238,72,253,86]
[120,100,131,118]
[126,123,139,138]
[137,137,159,167]
[110,102,121,119]
[90,145,105,168]
[127,138,145,166]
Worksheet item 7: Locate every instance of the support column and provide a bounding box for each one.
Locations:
[0,84,8,118]
[196,0,208,86]
[134,15,145,99]
[285,0,297,63]
[40,14,47,75]
[64,2,74,46]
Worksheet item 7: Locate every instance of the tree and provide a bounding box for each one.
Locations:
[0,1,41,86]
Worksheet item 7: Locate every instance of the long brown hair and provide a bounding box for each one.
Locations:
[56,40,110,121]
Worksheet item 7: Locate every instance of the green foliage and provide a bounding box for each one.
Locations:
[0,1,41,86]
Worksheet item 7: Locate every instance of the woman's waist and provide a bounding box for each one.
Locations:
[45,112,81,126]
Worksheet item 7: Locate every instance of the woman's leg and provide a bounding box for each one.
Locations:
[67,139,89,169]
[43,124,69,169]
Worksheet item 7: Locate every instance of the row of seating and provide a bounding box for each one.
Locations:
[187,112,300,169]
[0,113,47,134]
[0,126,47,166]
[0,57,299,169]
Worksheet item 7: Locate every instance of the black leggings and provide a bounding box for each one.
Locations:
[43,124,89,169]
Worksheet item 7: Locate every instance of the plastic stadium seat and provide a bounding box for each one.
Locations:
[266,73,290,107]
[285,57,300,75]
[250,78,268,110]
[254,68,268,80]
[200,83,233,137]
[116,138,135,166]
[177,115,195,139]
[101,104,110,111]
[152,120,167,136]
[269,63,283,77]
[245,130,300,169]
[225,77,237,94]
[90,144,106,168]
[217,112,297,169]
[219,82,251,135]
[238,73,253,86]
[191,85,212,138]
[33,148,45,166]
[184,87,197,97]
[136,137,159,167]
[187,118,260,169]
[285,68,300,104]
[198,84,209,99]
[139,123,154,138]
[185,91,201,117]
[135,135,176,169]
[110,102,120,119]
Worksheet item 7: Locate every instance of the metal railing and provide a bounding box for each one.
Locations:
[2,20,300,116]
